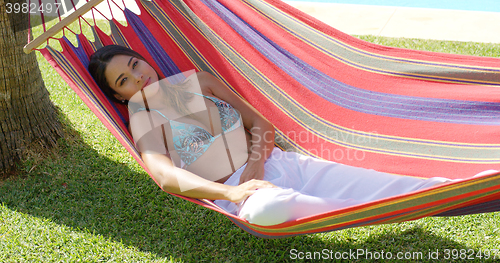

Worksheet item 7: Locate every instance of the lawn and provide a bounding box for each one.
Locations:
[1,23,500,262]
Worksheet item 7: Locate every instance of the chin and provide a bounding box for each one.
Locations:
[144,81,160,98]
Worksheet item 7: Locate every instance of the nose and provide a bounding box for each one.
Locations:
[134,72,143,82]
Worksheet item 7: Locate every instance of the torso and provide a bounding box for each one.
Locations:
[130,81,251,184]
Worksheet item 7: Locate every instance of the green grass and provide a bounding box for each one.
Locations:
[2,23,500,262]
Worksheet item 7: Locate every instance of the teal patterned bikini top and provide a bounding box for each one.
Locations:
[138,92,241,167]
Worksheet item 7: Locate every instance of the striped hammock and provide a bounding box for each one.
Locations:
[27,0,500,238]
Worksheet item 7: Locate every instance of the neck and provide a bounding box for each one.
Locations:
[141,88,169,110]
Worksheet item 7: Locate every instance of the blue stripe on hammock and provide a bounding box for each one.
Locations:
[63,37,130,125]
[435,198,500,216]
[125,9,185,83]
[75,36,90,69]
[200,0,500,125]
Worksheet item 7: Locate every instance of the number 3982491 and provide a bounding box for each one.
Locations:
[5,2,61,14]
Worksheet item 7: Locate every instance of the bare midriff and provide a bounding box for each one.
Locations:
[214,130,252,184]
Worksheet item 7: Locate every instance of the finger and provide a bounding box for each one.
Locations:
[251,181,278,190]
[262,181,279,189]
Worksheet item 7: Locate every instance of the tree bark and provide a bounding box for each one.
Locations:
[0,0,63,175]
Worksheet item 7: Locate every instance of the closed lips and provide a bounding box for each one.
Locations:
[142,78,150,90]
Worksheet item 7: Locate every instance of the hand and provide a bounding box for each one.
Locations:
[225,179,278,203]
[238,161,265,185]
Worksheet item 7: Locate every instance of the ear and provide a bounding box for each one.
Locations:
[114,93,124,101]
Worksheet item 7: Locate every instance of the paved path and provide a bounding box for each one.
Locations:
[285,1,500,43]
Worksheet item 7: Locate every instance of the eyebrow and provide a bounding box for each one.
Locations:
[114,57,135,87]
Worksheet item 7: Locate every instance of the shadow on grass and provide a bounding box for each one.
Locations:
[0,122,486,262]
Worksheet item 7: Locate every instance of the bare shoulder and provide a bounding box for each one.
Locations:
[193,71,218,94]
[128,110,164,143]
[129,110,150,140]
[193,71,272,128]
[129,110,150,126]
[194,70,214,81]
[194,71,235,97]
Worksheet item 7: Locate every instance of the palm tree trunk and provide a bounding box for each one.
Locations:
[0,0,63,175]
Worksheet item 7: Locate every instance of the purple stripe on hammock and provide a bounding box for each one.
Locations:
[201,0,500,125]
[189,4,500,160]
[182,14,500,153]
[130,0,500,160]
[125,9,184,83]
[435,198,500,216]
[258,0,500,74]
[144,0,233,89]
[75,36,90,68]
[63,37,128,125]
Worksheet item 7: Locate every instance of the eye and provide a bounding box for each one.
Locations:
[120,77,127,86]
[132,60,138,69]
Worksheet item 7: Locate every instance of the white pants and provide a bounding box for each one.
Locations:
[215,148,450,226]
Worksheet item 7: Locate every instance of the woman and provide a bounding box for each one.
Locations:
[88,45,452,226]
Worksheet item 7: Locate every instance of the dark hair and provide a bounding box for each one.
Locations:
[88,45,148,104]
[88,45,194,116]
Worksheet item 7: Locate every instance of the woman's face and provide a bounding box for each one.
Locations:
[104,55,159,102]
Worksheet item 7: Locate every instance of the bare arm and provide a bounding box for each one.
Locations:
[142,152,275,202]
[133,71,277,202]
[131,114,276,202]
